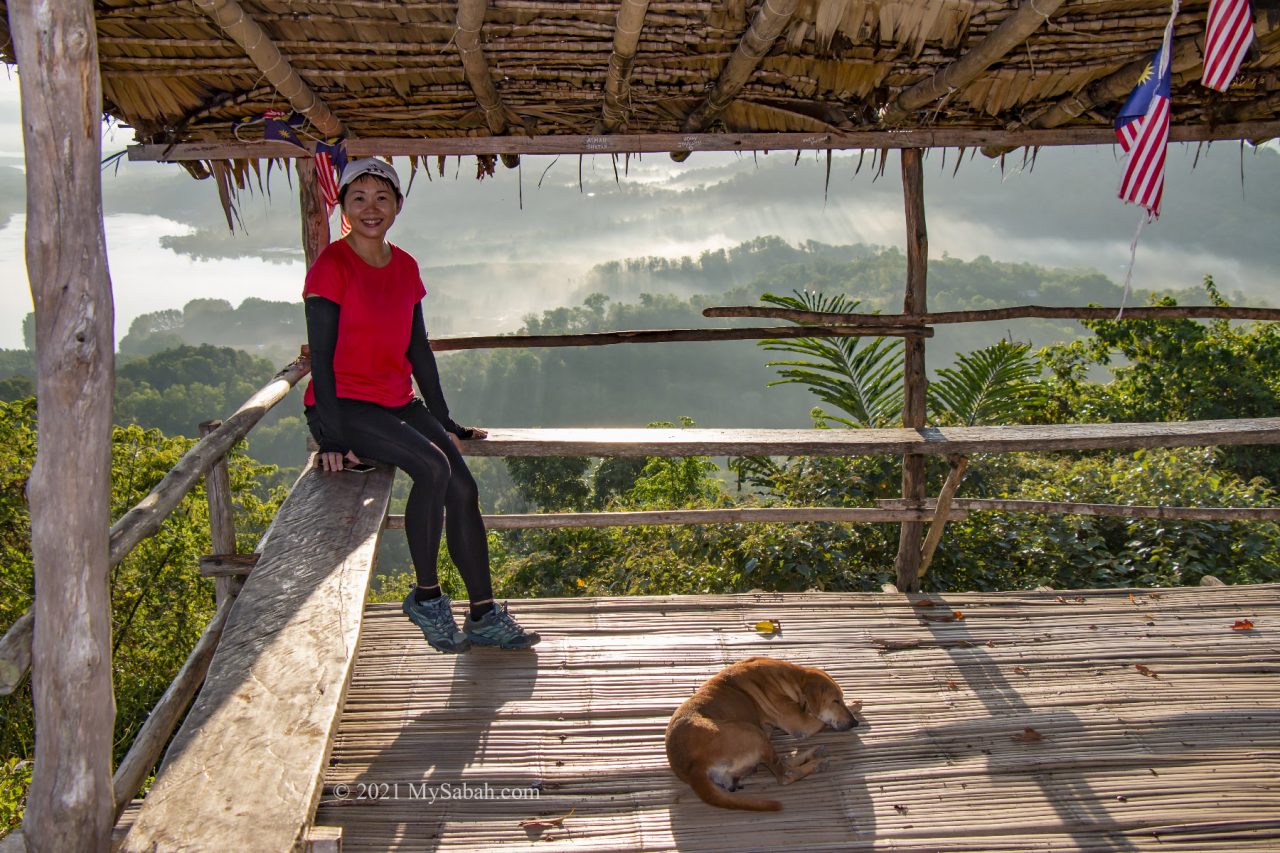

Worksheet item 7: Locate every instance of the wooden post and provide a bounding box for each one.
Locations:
[297,158,331,267]
[199,420,242,606]
[10,0,117,849]
[895,148,928,593]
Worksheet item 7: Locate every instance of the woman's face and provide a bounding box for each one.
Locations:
[341,175,402,241]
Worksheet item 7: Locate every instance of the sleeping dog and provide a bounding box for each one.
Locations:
[665,656,860,811]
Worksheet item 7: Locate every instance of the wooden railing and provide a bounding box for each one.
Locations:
[0,351,312,820]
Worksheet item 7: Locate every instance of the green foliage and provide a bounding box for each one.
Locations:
[0,757,31,833]
[1042,278,1280,483]
[929,340,1047,426]
[506,457,592,511]
[0,376,33,403]
[927,449,1280,591]
[760,291,903,428]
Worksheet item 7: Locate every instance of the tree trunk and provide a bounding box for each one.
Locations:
[11,0,117,850]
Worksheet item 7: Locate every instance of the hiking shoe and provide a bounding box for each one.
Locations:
[402,590,471,653]
[463,602,540,649]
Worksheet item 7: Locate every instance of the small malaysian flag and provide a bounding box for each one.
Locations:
[1115,45,1172,219]
[312,139,351,236]
[1202,0,1255,91]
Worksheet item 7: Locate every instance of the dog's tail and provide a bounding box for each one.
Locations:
[688,774,783,812]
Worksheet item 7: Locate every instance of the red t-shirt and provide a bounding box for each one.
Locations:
[302,239,427,408]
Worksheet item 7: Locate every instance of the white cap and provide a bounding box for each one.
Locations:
[338,158,401,193]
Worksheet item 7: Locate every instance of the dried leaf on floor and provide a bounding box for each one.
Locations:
[519,808,575,830]
[1231,619,1255,630]
[1011,727,1044,743]
[1134,664,1159,678]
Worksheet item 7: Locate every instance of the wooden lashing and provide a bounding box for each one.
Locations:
[199,420,242,607]
[10,0,117,848]
[895,148,928,593]
[918,455,969,578]
[456,0,518,168]
[193,0,345,140]
[671,0,800,161]
[880,0,1066,125]
[600,0,652,132]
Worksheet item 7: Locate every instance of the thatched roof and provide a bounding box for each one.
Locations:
[2,1,1278,156]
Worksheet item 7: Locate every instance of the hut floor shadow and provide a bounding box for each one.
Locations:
[306,585,1280,851]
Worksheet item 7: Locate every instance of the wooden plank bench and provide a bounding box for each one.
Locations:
[119,459,395,853]
[456,417,1280,457]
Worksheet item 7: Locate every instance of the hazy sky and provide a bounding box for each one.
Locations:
[1,70,1277,349]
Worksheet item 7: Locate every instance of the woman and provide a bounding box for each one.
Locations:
[303,157,538,653]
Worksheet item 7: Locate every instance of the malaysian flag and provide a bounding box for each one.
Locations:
[1202,0,1255,91]
[313,139,351,237]
[1115,45,1172,219]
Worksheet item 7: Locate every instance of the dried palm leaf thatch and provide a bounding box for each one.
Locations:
[0,0,1274,158]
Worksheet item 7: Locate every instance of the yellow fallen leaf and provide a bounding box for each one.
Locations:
[751,619,782,634]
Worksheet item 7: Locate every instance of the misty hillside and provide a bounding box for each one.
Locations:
[43,238,1243,443]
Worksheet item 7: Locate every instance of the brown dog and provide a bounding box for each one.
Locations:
[665,656,860,811]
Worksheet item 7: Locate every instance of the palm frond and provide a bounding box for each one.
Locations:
[928,340,1046,426]
[760,290,903,428]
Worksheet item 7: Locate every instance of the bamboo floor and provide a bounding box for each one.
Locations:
[315,585,1280,852]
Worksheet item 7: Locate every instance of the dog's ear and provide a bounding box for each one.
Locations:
[801,673,833,712]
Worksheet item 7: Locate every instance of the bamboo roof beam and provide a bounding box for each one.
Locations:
[671,0,800,161]
[456,0,518,167]
[192,0,345,139]
[599,0,652,132]
[879,0,1067,126]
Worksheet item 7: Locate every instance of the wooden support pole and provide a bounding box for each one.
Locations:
[111,595,236,822]
[456,0,518,167]
[11,0,117,848]
[671,0,800,161]
[199,420,242,607]
[600,0,652,132]
[193,0,345,139]
[918,455,969,578]
[895,148,928,593]
[296,158,331,268]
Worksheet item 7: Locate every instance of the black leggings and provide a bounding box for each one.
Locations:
[307,397,493,603]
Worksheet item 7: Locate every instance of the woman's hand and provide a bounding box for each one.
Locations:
[449,426,488,450]
[319,450,362,472]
